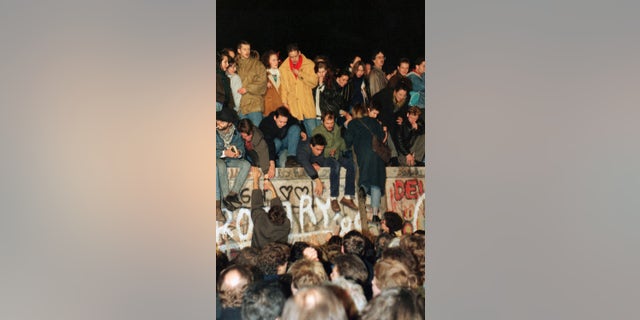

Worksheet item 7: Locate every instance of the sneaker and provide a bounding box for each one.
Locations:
[226,192,242,207]
[222,197,236,211]
[340,197,358,210]
[285,156,302,167]
[331,199,341,213]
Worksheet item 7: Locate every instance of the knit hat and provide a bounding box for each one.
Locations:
[216,107,237,123]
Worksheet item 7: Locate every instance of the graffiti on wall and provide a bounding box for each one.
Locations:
[386,177,426,234]
[216,167,425,251]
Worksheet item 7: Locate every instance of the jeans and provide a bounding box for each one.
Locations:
[274,125,301,167]
[239,111,263,127]
[216,157,251,198]
[361,184,382,209]
[324,157,356,197]
[303,118,320,136]
[370,186,382,209]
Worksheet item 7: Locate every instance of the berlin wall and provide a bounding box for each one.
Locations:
[216,167,425,252]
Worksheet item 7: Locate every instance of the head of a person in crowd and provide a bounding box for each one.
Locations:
[286,43,301,64]
[396,58,411,76]
[323,243,343,262]
[351,103,366,119]
[371,50,385,69]
[280,286,348,320]
[342,230,366,257]
[226,58,238,75]
[327,235,342,246]
[258,242,290,276]
[371,258,418,297]
[406,107,422,126]
[381,211,404,234]
[364,63,372,75]
[399,233,426,286]
[330,254,368,283]
[217,264,254,309]
[289,241,320,265]
[314,54,331,67]
[349,55,361,70]
[221,47,236,60]
[237,118,255,142]
[315,61,329,84]
[216,107,236,131]
[335,69,350,88]
[352,61,366,79]
[267,200,288,226]
[237,40,251,59]
[273,106,290,128]
[321,112,336,132]
[250,49,260,60]
[261,50,280,69]
[367,104,381,119]
[393,80,410,104]
[413,229,425,236]
[414,57,426,75]
[216,250,230,280]
[231,246,260,270]
[374,233,394,259]
[310,134,327,157]
[381,247,418,280]
[360,287,425,320]
[329,277,368,316]
[218,51,231,72]
[241,280,287,320]
[324,284,360,320]
[288,259,328,294]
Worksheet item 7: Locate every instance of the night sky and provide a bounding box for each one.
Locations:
[217,0,425,73]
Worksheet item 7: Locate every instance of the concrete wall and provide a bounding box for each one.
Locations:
[216,167,425,252]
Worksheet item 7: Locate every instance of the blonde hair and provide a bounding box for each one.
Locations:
[281,286,348,320]
[373,258,418,291]
[289,259,328,290]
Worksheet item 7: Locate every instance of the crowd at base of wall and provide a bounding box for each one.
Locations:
[216,167,425,252]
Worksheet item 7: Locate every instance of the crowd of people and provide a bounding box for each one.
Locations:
[216,40,426,319]
[216,190,426,320]
[216,40,427,224]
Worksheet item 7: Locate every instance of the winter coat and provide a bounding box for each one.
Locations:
[245,127,271,173]
[263,72,284,116]
[279,54,318,120]
[236,57,267,115]
[393,119,425,156]
[368,66,387,97]
[344,117,386,190]
[371,87,410,132]
[250,190,291,249]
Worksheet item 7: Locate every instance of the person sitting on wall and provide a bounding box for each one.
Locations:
[259,106,306,168]
[249,167,291,250]
[391,106,425,166]
[216,107,250,217]
[237,118,276,179]
[296,133,357,213]
[311,111,358,212]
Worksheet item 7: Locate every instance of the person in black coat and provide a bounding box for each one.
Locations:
[370,78,411,165]
[344,104,387,222]
[392,106,425,166]
[258,106,306,167]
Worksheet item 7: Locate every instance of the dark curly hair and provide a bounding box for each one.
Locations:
[258,242,290,276]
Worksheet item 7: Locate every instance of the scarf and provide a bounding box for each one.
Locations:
[217,124,236,149]
[288,55,303,79]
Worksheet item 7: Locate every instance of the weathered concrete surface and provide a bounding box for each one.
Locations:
[216,167,425,251]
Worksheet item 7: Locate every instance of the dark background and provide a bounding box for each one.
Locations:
[216,0,425,73]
